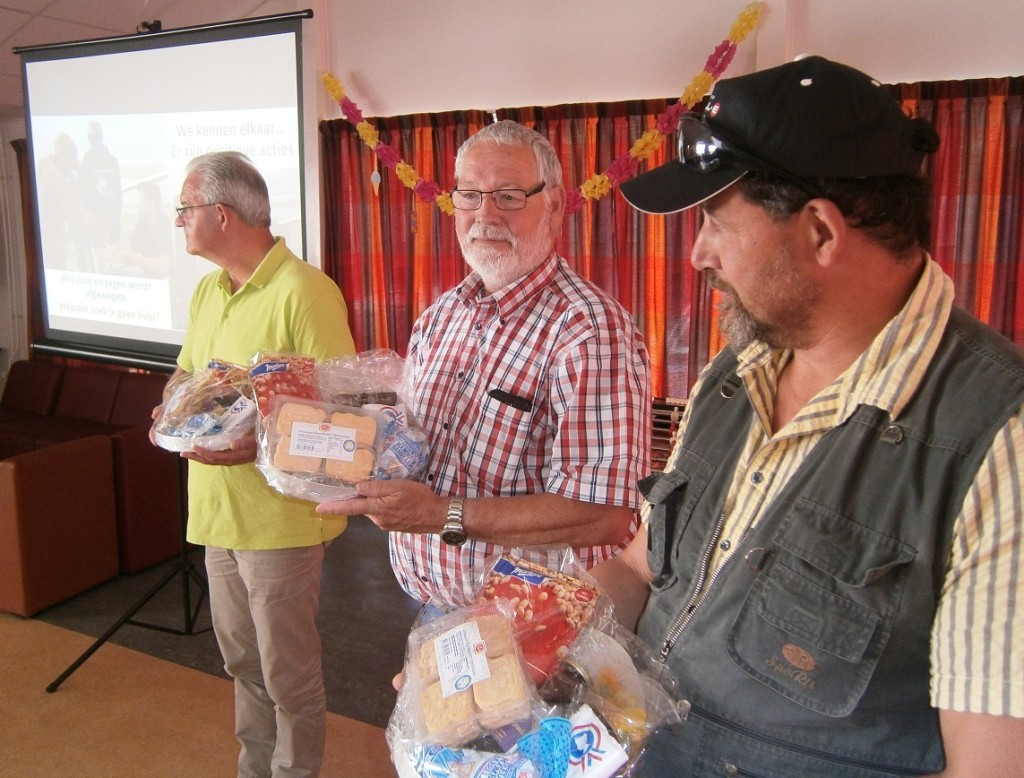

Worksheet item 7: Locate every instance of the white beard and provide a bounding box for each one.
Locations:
[459,214,554,292]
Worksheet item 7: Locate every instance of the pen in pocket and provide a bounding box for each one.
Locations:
[486,388,533,412]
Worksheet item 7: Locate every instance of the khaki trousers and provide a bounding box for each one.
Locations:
[205,545,327,778]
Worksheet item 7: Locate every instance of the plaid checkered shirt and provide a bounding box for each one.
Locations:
[389,254,652,604]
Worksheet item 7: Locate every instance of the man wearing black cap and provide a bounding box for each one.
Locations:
[596,56,1024,776]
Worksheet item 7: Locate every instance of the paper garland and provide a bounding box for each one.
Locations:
[321,2,764,216]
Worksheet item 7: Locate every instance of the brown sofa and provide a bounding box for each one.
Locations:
[0,360,181,616]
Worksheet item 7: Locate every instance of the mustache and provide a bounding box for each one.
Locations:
[706,270,726,292]
[465,224,516,244]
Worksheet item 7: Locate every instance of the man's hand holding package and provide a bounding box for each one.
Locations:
[318,478,445,533]
[181,432,258,466]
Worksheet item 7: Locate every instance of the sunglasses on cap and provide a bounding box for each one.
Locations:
[677,112,827,199]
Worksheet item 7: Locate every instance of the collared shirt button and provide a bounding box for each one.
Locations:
[751,471,764,485]
[720,539,731,551]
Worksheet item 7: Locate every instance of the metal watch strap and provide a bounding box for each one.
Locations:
[439,497,467,546]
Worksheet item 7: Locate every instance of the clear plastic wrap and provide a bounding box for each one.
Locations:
[390,601,539,750]
[152,359,256,452]
[538,622,690,771]
[388,547,689,777]
[252,349,429,502]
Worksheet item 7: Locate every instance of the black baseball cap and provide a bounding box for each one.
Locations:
[620,55,939,215]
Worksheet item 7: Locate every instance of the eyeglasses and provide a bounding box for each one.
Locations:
[678,112,826,198]
[451,182,546,211]
[175,202,218,218]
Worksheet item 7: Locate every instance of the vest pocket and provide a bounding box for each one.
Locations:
[640,450,715,592]
[726,500,916,717]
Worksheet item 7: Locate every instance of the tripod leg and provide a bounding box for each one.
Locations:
[47,561,186,692]
[126,553,209,635]
[47,453,208,691]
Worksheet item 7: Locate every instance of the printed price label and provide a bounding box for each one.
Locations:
[289,421,357,461]
[434,620,492,697]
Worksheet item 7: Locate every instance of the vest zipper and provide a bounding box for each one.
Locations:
[659,511,727,661]
[690,702,931,776]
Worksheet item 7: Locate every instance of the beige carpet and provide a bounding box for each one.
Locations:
[0,613,397,777]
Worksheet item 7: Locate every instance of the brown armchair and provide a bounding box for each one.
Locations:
[0,435,119,616]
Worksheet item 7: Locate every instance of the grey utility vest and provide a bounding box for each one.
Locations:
[636,308,1024,777]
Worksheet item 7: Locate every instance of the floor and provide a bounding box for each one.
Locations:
[34,516,422,730]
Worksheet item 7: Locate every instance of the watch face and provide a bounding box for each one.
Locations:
[440,527,467,546]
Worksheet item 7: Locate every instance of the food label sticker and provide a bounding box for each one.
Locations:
[289,421,356,461]
[435,621,491,697]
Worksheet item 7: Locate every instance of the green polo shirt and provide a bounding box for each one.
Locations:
[178,238,355,549]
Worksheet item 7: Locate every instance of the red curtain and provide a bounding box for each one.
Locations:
[893,77,1024,343]
[319,76,1024,398]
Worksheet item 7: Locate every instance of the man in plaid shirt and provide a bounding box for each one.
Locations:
[320,120,651,605]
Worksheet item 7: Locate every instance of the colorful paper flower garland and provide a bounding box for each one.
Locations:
[321,1,763,217]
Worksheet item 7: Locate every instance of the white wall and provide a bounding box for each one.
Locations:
[314,0,1024,120]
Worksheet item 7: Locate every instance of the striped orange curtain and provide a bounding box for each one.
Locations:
[893,76,1024,342]
[318,77,1024,399]
[321,112,485,355]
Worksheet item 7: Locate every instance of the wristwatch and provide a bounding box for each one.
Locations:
[439,497,468,546]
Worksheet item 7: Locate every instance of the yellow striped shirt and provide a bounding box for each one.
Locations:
[664,258,1023,717]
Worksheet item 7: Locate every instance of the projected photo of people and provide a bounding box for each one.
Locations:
[79,120,123,270]
[23,26,305,360]
[35,131,88,271]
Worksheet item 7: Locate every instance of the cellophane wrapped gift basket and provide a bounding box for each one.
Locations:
[388,546,690,778]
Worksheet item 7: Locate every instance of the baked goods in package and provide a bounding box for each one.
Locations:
[252,350,429,502]
[388,548,690,778]
[399,601,535,748]
[152,360,256,452]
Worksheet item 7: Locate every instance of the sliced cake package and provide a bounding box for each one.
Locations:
[252,349,429,502]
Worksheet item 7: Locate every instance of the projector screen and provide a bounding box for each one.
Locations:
[18,14,309,370]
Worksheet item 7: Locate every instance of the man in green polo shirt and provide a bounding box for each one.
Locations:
[157,151,354,776]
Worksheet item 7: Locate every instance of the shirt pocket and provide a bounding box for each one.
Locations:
[462,390,537,491]
[641,449,716,594]
[727,499,917,717]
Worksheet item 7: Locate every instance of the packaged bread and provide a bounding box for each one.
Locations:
[252,349,430,503]
[472,653,529,728]
[323,447,374,481]
[271,435,324,475]
[276,402,327,434]
[420,683,478,743]
[414,613,515,684]
[329,411,377,447]
[473,612,516,657]
[262,397,379,482]
[402,602,535,747]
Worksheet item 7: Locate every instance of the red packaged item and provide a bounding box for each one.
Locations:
[477,554,602,685]
[248,353,319,417]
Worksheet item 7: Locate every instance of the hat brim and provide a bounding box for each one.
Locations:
[619,160,746,215]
